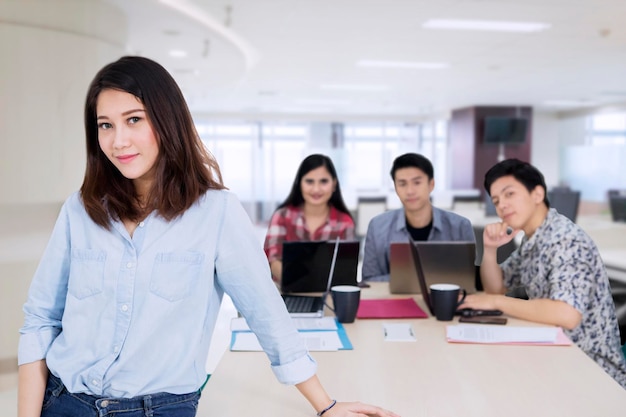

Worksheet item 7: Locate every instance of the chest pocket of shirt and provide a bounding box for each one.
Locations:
[68,249,106,299]
[150,252,205,302]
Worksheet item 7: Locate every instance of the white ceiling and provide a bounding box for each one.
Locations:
[105,0,626,119]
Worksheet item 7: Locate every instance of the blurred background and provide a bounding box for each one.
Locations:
[2,0,626,396]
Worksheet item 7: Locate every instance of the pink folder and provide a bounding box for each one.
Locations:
[357,298,428,319]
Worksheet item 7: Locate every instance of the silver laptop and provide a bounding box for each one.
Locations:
[281,237,341,318]
[389,241,477,294]
[389,242,421,294]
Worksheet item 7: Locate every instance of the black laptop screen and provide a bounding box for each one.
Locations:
[281,240,359,293]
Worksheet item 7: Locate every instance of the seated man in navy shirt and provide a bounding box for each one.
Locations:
[362,153,475,282]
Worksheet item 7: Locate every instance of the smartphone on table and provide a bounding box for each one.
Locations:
[459,316,508,325]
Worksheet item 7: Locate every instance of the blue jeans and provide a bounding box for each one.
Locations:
[41,373,201,417]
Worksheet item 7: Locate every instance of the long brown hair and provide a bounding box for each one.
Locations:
[81,56,224,229]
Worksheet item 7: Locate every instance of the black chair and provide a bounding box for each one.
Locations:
[484,193,498,217]
[473,226,519,294]
[608,189,626,222]
[547,188,580,223]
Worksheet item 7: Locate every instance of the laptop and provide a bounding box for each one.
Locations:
[408,238,501,317]
[390,241,477,295]
[281,238,358,317]
[281,240,359,293]
[389,242,421,294]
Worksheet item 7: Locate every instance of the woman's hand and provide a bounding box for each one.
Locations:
[325,401,401,417]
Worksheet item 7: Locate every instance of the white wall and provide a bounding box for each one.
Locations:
[0,0,126,364]
[531,111,562,187]
[0,0,126,204]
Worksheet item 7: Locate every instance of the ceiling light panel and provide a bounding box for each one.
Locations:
[169,49,188,58]
[357,60,449,69]
[423,19,551,33]
[320,84,389,92]
[542,99,597,107]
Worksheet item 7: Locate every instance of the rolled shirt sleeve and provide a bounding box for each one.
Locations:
[216,194,317,385]
[18,202,71,365]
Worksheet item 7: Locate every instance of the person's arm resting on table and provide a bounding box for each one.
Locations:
[463,226,582,330]
[296,375,400,417]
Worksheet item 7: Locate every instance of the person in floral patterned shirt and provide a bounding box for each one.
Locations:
[462,158,626,389]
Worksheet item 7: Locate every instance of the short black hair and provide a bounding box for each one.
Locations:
[390,153,434,181]
[484,158,550,207]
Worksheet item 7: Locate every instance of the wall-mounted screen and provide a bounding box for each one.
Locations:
[483,116,528,144]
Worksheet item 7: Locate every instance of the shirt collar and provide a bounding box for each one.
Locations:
[395,206,440,232]
[520,208,555,254]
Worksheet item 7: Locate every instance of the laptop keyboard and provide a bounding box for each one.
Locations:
[283,295,316,313]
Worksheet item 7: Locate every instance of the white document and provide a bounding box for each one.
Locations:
[383,323,416,342]
[231,330,343,351]
[447,325,559,344]
[230,316,338,332]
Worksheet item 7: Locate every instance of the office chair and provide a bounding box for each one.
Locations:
[547,188,581,223]
[472,226,520,295]
[608,189,626,222]
[484,193,498,217]
[450,191,481,210]
[355,197,387,238]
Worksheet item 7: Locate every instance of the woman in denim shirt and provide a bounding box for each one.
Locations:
[17,56,399,417]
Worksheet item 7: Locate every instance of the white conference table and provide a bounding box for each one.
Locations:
[198,283,626,417]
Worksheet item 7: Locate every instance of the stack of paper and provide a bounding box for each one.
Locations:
[446,325,572,346]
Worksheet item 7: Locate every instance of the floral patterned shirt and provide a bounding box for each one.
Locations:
[501,208,626,389]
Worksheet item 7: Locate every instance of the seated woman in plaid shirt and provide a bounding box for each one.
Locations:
[264,154,355,283]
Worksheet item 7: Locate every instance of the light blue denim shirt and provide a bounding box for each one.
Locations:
[362,206,475,281]
[18,190,315,397]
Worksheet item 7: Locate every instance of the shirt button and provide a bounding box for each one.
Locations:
[92,379,99,386]
[121,305,129,312]
[126,262,133,268]
[113,345,119,353]
[138,221,145,227]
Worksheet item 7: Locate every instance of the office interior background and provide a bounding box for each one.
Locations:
[2,0,626,387]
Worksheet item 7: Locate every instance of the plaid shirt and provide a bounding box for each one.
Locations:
[264,205,355,264]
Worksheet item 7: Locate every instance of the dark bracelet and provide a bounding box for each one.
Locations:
[317,399,337,416]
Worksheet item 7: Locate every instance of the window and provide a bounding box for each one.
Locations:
[587,113,626,146]
[561,112,626,202]
[195,119,449,221]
